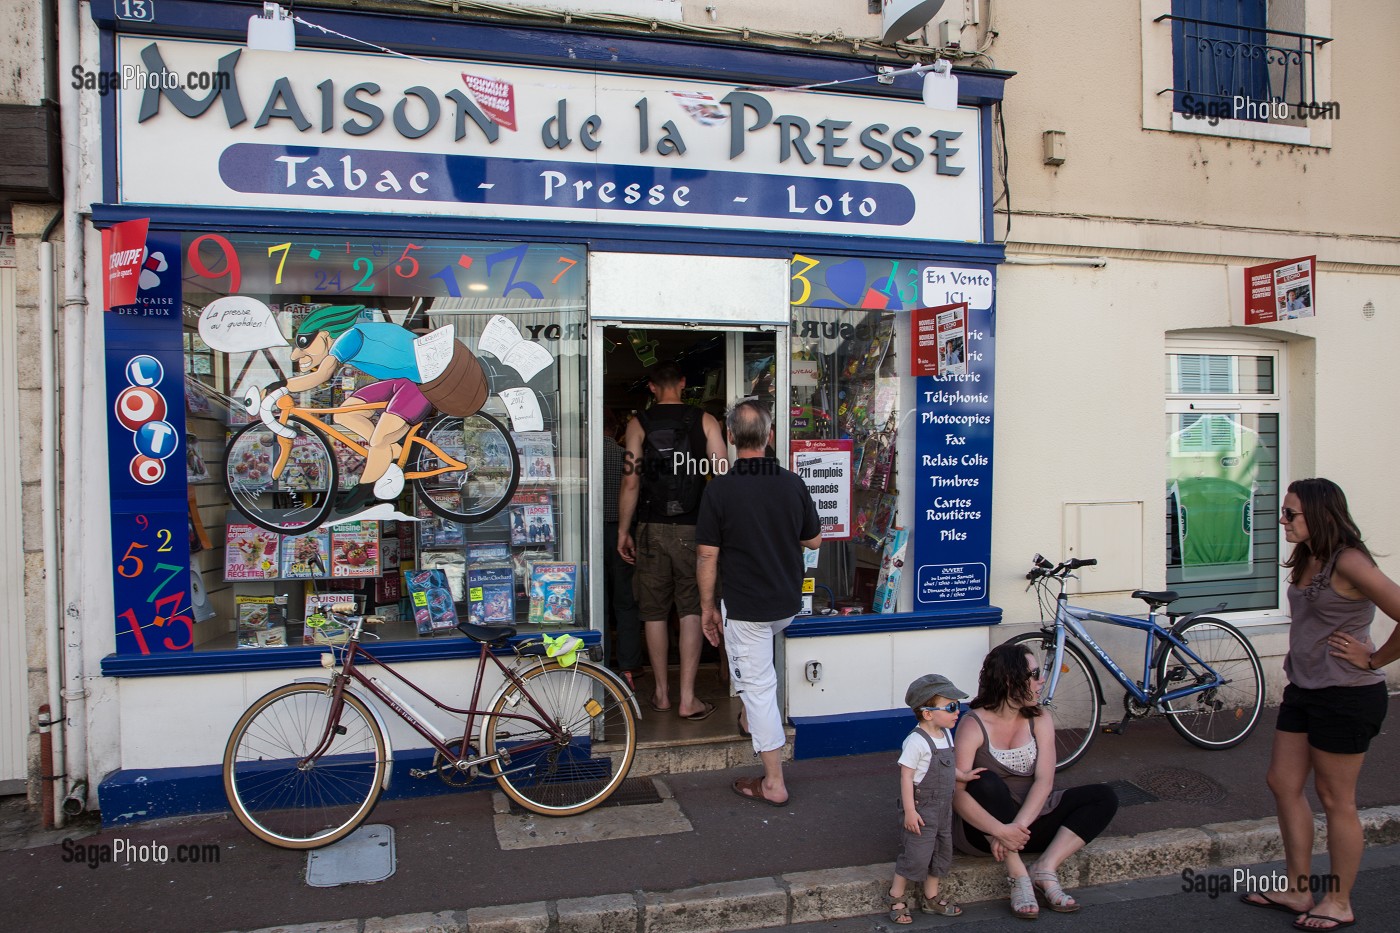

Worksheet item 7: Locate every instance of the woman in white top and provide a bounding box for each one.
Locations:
[953,642,1119,919]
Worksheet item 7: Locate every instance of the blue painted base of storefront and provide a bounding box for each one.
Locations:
[791,708,915,760]
[98,748,491,827]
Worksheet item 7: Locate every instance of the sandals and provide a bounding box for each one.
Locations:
[886,894,913,925]
[1030,868,1079,913]
[1008,874,1039,920]
[921,893,963,916]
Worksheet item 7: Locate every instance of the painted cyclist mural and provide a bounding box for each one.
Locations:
[204,297,528,535]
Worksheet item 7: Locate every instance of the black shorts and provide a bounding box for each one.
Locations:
[1277,681,1389,754]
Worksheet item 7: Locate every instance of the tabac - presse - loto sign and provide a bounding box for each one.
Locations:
[113,38,984,244]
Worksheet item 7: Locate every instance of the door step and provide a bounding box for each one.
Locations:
[620,728,795,777]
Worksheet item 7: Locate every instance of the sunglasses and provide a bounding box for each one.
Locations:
[1280,507,1302,523]
[918,701,961,714]
[1027,667,1043,680]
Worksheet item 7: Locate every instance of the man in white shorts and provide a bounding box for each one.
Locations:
[696,400,822,807]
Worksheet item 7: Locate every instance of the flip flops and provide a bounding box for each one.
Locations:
[731,776,788,807]
[1293,914,1357,931]
[1240,892,1309,915]
[682,700,717,721]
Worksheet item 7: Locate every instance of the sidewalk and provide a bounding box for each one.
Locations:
[6,698,1399,933]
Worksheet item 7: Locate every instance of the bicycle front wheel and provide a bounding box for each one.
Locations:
[484,661,637,816]
[1008,633,1101,770]
[413,412,520,523]
[223,683,387,849]
[224,418,339,535]
[1158,617,1264,749]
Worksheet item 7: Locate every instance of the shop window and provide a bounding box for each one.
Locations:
[180,235,587,651]
[790,304,913,614]
[1164,345,1281,613]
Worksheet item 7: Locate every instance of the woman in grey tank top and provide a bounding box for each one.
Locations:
[1242,479,1398,931]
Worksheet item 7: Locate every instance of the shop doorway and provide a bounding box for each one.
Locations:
[590,323,788,744]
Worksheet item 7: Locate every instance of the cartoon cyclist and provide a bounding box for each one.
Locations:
[255,304,488,522]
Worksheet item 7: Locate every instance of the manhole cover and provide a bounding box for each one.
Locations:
[1104,779,1159,807]
[1134,767,1227,804]
[507,775,661,814]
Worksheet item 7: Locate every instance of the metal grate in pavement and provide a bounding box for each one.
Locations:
[507,775,662,814]
[1104,779,1159,807]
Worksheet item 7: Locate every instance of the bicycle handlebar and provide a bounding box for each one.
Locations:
[1026,555,1098,581]
[243,384,297,439]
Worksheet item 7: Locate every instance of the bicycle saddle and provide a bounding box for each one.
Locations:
[1131,589,1179,609]
[455,621,517,644]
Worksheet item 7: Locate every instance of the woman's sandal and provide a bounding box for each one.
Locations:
[886,894,914,925]
[1008,874,1040,920]
[1030,869,1080,913]
[921,893,963,916]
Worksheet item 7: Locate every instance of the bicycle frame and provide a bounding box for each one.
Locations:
[305,631,584,782]
[1043,595,1225,709]
[267,395,465,483]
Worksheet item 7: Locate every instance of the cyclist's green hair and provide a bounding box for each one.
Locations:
[295,304,366,340]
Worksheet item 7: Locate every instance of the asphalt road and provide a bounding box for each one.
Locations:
[778,844,1400,933]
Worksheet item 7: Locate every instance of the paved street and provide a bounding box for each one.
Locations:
[779,844,1400,933]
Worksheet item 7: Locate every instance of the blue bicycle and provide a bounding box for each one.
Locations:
[1012,555,1265,770]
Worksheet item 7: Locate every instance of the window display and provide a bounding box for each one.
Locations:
[173,234,588,652]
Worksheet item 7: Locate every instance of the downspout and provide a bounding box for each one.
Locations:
[40,212,65,829]
[57,0,90,814]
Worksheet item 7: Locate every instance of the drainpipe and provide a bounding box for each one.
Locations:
[40,212,65,829]
[57,0,90,816]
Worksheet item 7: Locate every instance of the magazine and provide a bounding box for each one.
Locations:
[225,521,281,581]
[305,591,363,621]
[514,431,556,482]
[508,487,554,546]
[236,595,288,648]
[873,526,909,615]
[380,533,401,572]
[330,521,380,578]
[186,432,210,483]
[280,529,330,579]
[373,603,402,623]
[417,494,466,549]
[419,550,467,602]
[527,562,578,624]
[467,564,515,624]
[466,539,512,565]
[404,568,460,636]
[374,569,404,605]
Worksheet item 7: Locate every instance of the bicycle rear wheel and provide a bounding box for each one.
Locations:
[412,412,520,523]
[1007,633,1101,770]
[484,661,637,816]
[224,419,339,535]
[1158,617,1264,749]
[223,683,387,849]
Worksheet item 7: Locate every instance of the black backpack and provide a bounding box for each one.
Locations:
[638,408,706,517]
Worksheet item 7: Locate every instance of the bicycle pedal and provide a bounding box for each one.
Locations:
[1103,723,1127,735]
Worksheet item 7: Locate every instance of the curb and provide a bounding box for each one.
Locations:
[224,805,1400,933]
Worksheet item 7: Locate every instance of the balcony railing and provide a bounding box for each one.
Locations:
[1155,13,1332,120]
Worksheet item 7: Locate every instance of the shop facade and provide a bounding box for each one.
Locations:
[86,0,1009,821]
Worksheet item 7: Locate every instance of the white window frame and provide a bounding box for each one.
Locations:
[1165,335,1288,625]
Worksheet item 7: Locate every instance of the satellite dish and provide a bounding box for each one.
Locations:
[881,0,947,44]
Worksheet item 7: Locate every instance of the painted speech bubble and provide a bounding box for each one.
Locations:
[198,296,288,353]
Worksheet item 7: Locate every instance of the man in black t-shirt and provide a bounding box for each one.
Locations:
[696,400,822,806]
[618,362,727,719]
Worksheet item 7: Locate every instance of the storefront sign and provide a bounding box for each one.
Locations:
[1244,255,1316,324]
[792,439,853,540]
[105,230,194,654]
[921,265,992,310]
[114,39,984,243]
[102,217,149,310]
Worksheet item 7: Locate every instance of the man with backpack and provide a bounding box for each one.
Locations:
[617,361,728,720]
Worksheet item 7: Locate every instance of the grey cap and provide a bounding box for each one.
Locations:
[905,673,969,709]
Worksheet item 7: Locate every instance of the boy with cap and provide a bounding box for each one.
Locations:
[886,673,984,924]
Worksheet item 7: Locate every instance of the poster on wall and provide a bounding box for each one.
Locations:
[1244,255,1316,325]
[911,302,968,377]
[791,440,853,540]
